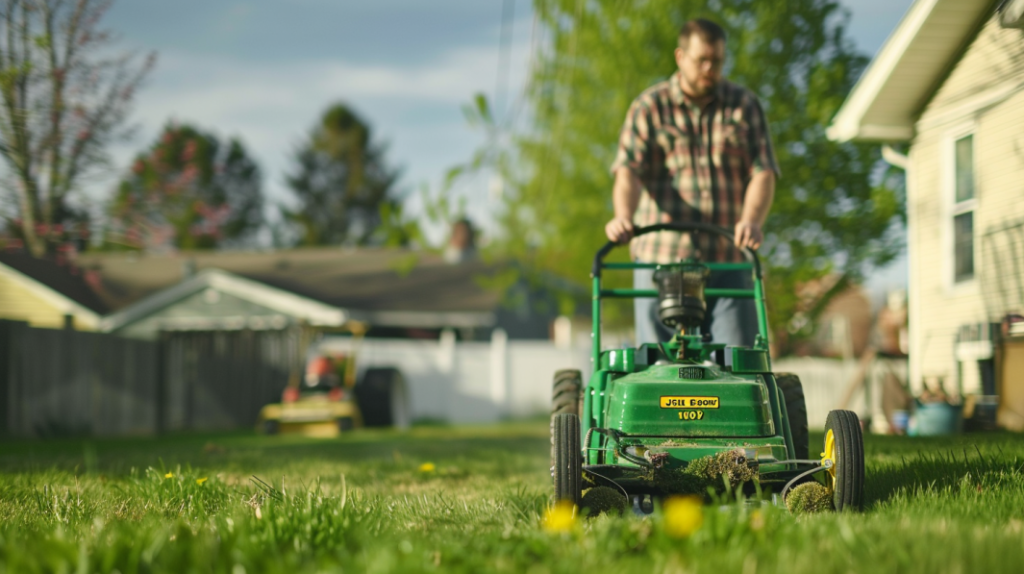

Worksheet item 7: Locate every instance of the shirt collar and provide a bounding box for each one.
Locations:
[670,71,726,108]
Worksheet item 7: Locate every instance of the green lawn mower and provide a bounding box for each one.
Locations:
[551,223,864,514]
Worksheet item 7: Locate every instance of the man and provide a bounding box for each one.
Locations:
[605,18,779,347]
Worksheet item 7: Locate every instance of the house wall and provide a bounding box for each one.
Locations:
[0,272,97,331]
[908,16,1024,395]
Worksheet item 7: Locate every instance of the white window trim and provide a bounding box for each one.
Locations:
[942,122,979,295]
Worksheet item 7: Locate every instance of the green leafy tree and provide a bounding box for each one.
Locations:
[0,0,155,257]
[284,104,401,246]
[109,123,264,251]
[477,0,903,349]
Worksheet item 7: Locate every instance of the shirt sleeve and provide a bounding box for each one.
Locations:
[610,97,654,181]
[745,96,780,179]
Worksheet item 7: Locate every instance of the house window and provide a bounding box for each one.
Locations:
[952,134,975,283]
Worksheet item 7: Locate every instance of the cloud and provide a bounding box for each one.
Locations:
[99,27,532,225]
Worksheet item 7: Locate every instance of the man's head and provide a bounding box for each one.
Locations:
[674,19,726,99]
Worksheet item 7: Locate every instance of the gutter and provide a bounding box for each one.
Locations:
[881,144,909,170]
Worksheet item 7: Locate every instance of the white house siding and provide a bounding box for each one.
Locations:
[908,16,1024,395]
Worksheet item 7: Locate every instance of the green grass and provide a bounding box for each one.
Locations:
[2,424,1024,573]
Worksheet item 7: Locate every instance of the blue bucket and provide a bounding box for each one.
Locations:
[911,402,962,436]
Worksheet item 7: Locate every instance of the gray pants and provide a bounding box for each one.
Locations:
[633,268,758,347]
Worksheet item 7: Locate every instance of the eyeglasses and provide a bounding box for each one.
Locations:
[683,52,724,71]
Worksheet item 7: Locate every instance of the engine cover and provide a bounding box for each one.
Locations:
[603,364,774,437]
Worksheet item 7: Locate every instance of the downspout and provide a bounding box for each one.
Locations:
[881,144,908,170]
[880,143,921,395]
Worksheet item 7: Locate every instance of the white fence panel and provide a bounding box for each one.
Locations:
[324,334,589,424]
[773,358,860,429]
[507,342,591,418]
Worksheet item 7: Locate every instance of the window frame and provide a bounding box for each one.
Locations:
[943,123,978,292]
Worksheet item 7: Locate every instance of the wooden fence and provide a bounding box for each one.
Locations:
[0,320,298,437]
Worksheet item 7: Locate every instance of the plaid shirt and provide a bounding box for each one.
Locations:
[611,72,779,263]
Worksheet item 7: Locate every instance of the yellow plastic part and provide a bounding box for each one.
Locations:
[822,428,836,488]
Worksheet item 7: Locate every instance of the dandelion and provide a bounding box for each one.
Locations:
[750,509,765,531]
[662,495,704,538]
[542,500,577,533]
[418,462,436,473]
[164,472,173,479]
[196,477,208,485]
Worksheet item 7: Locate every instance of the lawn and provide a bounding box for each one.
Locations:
[2,422,1024,574]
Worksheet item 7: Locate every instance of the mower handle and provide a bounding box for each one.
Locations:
[592,222,762,278]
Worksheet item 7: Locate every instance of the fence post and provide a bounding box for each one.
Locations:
[490,328,509,414]
[155,331,168,434]
[0,320,28,436]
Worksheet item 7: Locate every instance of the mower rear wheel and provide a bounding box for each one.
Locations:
[551,413,582,506]
[262,420,280,435]
[552,369,583,418]
[777,373,809,460]
[824,410,865,511]
[356,368,410,429]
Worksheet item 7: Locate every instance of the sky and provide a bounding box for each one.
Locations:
[98,0,915,294]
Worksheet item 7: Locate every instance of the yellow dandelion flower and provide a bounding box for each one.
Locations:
[164,472,174,479]
[749,509,765,531]
[418,462,436,473]
[542,500,577,533]
[662,495,704,538]
[196,477,208,485]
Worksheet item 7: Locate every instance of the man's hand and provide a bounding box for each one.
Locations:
[734,220,763,250]
[606,217,635,244]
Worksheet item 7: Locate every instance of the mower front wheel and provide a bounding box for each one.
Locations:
[551,413,582,506]
[823,410,865,511]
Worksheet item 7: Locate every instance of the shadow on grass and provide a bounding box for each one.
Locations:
[865,444,1024,507]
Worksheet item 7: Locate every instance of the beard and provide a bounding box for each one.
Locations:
[682,71,718,98]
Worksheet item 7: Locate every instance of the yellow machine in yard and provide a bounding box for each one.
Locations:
[256,322,409,437]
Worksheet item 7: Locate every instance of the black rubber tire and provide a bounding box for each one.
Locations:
[337,416,355,432]
[552,369,583,418]
[776,373,809,460]
[356,367,409,428]
[263,420,279,435]
[824,410,865,511]
[551,413,582,506]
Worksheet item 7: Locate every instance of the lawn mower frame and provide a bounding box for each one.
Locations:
[551,223,865,511]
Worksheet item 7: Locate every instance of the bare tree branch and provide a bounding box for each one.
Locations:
[0,0,153,256]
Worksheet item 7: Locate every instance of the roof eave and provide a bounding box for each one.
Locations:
[826,0,995,144]
[99,269,348,332]
[0,261,102,327]
[826,122,916,143]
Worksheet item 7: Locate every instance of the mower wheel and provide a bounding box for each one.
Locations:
[823,410,865,511]
[337,416,355,432]
[551,413,582,506]
[356,368,410,429]
[552,369,583,418]
[262,420,280,435]
[776,373,809,460]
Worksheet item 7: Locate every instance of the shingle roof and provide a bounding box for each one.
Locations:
[74,248,502,314]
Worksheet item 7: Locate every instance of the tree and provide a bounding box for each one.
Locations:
[284,103,401,246]
[479,0,904,347]
[108,123,264,251]
[0,0,155,257]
